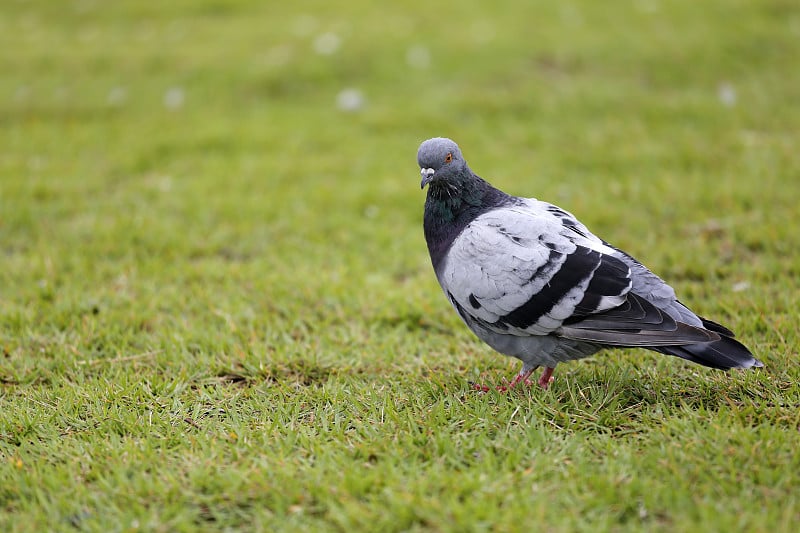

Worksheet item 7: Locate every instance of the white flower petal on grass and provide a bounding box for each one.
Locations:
[718,83,737,107]
[156,175,173,192]
[164,87,185,110]
[107,86,127,106]
[732,281,750,292]
[406,45,431,69]
[364,205,379,219]
[313,32,340,55]
[336,88,364,112]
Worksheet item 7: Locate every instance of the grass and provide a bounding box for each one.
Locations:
[1,0,799,530]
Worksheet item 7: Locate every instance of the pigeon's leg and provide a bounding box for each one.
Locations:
[537,366,555,389]
[506,366,536,390]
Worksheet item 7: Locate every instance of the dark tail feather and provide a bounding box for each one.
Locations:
[652,335,763,370]
[697,315,736,338]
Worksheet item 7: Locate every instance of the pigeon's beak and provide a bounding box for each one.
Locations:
[420,168,435,189]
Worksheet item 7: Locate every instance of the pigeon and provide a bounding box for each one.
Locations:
[418,137,762,390]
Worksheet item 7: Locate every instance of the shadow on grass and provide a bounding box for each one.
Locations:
[453,361,797,435]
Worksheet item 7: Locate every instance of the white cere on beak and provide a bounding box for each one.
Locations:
[420,167,436,189]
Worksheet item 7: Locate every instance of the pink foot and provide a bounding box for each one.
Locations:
[537,367,555,389]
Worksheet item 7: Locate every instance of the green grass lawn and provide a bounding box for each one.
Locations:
[2,0,799,530]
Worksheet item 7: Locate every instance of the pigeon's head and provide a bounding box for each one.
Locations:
[418,137,468,190]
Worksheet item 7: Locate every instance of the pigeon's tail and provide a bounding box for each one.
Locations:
[653,333,763,370]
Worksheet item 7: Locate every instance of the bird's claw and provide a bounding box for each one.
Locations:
[469,381,492,393]
[537,367,555,389]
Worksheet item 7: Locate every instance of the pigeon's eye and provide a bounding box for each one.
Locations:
[444,152,453,164]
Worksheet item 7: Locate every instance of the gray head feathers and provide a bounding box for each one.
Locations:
[417,137,463,169]
[417,137,468,189]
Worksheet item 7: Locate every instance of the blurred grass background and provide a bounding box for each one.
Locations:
[1,0,799,531]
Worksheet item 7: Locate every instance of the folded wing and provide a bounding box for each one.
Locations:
[440,203,718,346]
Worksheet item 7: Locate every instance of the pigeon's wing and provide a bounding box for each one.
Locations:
[440,203,718,346]
[539,200,708,328]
